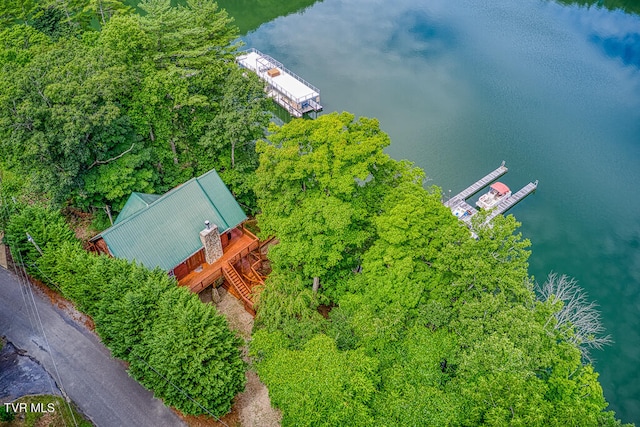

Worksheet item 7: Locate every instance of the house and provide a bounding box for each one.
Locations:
[89,169,263,315]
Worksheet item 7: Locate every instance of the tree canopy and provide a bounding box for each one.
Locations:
[0,0,270,216]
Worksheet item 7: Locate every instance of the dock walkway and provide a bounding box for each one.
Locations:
[444,161,508,208]
[444,161,537,228]
[485,181,538,223]
[237,48,323,118]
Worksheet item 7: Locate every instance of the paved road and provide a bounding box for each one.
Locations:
[0,266,186,427]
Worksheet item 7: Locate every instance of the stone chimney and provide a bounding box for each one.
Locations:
[199,221,223,264]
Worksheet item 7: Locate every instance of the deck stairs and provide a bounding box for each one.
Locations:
[223,263,255,314]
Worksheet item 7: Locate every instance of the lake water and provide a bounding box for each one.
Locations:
[231,0,640,422]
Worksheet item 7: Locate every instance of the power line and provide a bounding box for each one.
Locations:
[9,246,38,333]
[28,262,66,296]
[127,348,231,427]
[15,250,78,427]
[0,192,74,425]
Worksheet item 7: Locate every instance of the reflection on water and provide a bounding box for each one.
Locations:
[591,32,640,67]
[386,10,455,59]
[240,0,640,423]
[552,2,640,69]
[555,0,640,16]
[217,0,320,34]
[125,0,321,35]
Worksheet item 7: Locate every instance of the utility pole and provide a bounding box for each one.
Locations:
[26,233,43,256]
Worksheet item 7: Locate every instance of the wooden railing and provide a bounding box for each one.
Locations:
[223,263,255,316]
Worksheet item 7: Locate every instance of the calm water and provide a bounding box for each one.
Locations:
[236,0,640,422]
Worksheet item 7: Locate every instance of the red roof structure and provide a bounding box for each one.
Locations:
[491,182,511,195]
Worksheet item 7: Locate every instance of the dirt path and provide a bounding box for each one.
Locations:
[199,287,281,427]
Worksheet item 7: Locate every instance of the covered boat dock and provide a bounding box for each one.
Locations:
[237,48,323,118]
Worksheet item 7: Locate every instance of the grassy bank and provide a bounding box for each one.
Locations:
[0,395,93,427]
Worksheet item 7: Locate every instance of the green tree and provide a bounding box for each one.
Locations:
[129,0,239,187]
[0,33,139,203]
[255,112,406,297]
[0,0,38,29]
[251,332,378,427]
[431,213,533,306]
[370,327,459,426]
[1,0,267,211]
[349,180,467,310]
[0,24,50,65]
[83,0,132,27]
[4,205,78,274]
[133,286,246,416]
[199,67,271,212]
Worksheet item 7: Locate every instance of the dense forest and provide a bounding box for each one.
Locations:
[0,0,633,425]
[0,0,270,220]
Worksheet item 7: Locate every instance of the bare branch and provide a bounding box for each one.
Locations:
[537,272,612,362]
[88,143,135,169]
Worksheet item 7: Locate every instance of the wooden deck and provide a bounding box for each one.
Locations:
[179,229,260,294]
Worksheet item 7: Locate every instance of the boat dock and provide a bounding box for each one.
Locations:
[452,201,478,225]
[484,181,538,223]
[444,161,537,227]
[237,48,323,118]
[444,161,508,209]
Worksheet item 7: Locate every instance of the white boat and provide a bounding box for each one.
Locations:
[476,182,511,209]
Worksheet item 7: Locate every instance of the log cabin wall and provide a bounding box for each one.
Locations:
[88,237,111,256]
[172,248,205,281]
[221,230,233,248]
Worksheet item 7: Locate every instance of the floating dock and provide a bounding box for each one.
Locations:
[484,180,538,223]
[444,161,508,209]
[444,161,537,227]
[237,48,323,118]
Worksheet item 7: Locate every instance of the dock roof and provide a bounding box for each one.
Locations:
[238,50,319,102]
[98,169,247,271]
[491,182,511,195]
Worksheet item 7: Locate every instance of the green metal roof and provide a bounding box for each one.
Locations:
[114,192,161,224]
[99,169,247,271]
